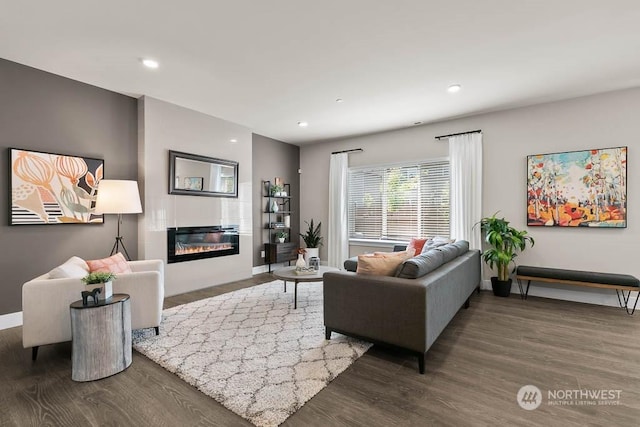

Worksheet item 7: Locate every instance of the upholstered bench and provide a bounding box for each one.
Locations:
[515,265,640,315]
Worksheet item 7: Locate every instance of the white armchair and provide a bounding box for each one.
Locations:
[22,257,164,360]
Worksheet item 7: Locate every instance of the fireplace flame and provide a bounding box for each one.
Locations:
[175,242,233,256]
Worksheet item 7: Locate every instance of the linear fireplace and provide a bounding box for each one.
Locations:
[167,225,239,264]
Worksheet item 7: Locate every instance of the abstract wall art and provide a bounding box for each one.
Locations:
[527,146,627,227]
[10,148,104,225]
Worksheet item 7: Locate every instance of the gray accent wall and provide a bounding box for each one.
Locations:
[252,134,300,267]
[0,59,138,315]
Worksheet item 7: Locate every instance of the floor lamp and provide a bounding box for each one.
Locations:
[95,180,142,261]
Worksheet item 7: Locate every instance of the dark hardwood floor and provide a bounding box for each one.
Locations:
[1,273,639,426]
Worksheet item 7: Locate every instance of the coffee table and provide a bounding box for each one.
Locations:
[273,266,339,309]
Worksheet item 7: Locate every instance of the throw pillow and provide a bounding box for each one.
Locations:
[86,252,132,274]
[356,252,410,276]
[407,237,430,255]
[48,256,90,279]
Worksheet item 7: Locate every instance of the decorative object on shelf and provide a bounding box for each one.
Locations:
[300,219,323,263]
[270,200,279,213]
[270,183,284,197]
[478,212,535,297]
[94,180,143,260]
[296,248,307,269]
[270,222,285,228]
[81,271,117,302]
[10,148,104,225]
[527,146,627,227]
[309,256,320,271]
[276,230,288,243]
[284,215,291,228]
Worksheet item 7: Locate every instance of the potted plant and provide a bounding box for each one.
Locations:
[81,271,116,301]
[276,230,288,243]
[270,184,285,197]
[479,213,534,297]
[300,219,323,262]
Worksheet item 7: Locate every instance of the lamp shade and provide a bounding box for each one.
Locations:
[94,180,142,214]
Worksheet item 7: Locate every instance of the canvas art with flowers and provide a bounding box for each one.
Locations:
[526,146,626,227]
[10,148,104,225]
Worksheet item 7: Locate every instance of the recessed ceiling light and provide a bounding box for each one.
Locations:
[297,121,308,127]
[335,98,344,103]
[448,84,461,93]
[142,58,159,69]
[229,139,237,143]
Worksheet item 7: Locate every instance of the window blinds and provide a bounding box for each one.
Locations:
[348,160,450,241]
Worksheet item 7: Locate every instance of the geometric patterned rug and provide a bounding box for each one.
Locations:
[132,280,372,427]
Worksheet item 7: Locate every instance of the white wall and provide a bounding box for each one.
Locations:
[139,97,253,297]
[300,88,640,307]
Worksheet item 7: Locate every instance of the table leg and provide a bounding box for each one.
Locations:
[294,280,298,309]
[283,280,287,293]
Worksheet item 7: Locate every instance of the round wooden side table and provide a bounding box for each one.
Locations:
[70,293,132,382]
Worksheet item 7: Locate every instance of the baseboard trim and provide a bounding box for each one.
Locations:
[0,311,23,330]
[252,262,290,275]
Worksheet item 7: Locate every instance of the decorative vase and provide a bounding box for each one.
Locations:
[305,247,319,264]
[270,200,279,213]
[296,254,306,269]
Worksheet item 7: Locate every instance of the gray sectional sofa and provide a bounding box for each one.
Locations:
[323,240,481,373]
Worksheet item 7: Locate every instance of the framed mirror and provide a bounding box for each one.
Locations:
[169,150,238,198]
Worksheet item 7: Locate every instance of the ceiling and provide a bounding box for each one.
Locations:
[1,1,639,145]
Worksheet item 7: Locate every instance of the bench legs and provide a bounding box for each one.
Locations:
[516,278,531,300]
[616,290,640,315]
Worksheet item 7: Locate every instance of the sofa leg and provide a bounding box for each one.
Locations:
[325,328,331,340]
[32,346,39,361]
[154,326,160,335]
[464,297,470,309]
[418,353,425,374]
[477,285,481,294]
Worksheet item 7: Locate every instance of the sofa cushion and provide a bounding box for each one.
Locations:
[86,252,132,274]
[421,237,454,254]
[397,249,446,279]
[356,252,410,276]
[48,256,90,279]
[452,240,470,256]
[435,244,460,263]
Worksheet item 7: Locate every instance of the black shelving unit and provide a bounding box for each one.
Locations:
[262,180,297,272]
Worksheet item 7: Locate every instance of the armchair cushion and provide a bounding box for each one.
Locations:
[48,256,89,279]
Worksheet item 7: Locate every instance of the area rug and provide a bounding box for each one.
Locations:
[132,280,372,427]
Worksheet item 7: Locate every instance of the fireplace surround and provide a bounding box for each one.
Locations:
[167,225,239,264]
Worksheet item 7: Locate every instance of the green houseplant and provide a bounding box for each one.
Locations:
[300,219,323,261]
[479,213,534,297]
[276,230,288,243]
[81,272,116,301]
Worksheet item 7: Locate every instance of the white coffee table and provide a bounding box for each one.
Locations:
[273,266,339,309]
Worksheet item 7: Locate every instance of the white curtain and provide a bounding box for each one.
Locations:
[449,133,483,251]
[328,153,349,268]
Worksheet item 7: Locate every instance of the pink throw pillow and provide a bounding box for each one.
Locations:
[86,252,132,274]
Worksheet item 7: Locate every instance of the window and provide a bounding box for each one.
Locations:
[348,160,450,241]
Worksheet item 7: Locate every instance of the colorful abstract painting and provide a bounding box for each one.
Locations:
[527,147,627,227]
[10,148,104,225]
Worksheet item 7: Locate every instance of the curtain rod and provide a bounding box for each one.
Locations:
[331,148,363,154]
[434,129,482,140]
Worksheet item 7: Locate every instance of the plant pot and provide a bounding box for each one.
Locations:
[277,237,285,243]
[305,247,319,264]
[87,280,113,302]
[491,277,512,297]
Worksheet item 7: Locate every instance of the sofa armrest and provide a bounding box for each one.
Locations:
[22,277,85,348]
[128,259,163,274]
[323,271,427,352]
[113,270,164,330]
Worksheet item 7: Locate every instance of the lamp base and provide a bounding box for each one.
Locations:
[110,236,132,261]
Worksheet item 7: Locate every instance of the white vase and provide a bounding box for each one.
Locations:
[271,200,279,213]
[295,254,306,269]
[305,247,319,264]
